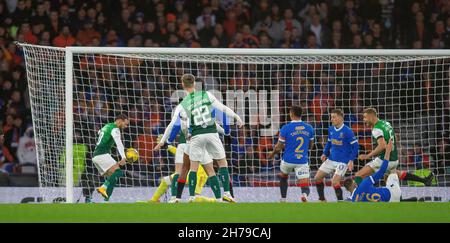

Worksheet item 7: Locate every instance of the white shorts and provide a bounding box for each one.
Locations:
[386,173,402,202]
[280,160,310,179]
[189,133,225,163]
[367,157,398,174]
[92,154,116,176]
[176,143,212,164]
[318,159,348,177]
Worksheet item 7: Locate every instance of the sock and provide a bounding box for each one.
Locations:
[279,175,288,199]
[176,179,186,199]
[209,175,222,199]
[316,181,325,201]
[188,171,197,197]
[170,173,179,197]
[333,184,343,201]
[402,172,426,184]
[229,181,234,197]
[218,167,231,193]
[151,178,169,201]
[105,169,124,200]
[195,166,208,195]
[300,183,310,196]
[354,176,363,185]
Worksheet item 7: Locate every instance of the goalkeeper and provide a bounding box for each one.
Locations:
[93,114,130,202]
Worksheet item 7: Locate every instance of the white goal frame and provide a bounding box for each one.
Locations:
[24,44,450,203]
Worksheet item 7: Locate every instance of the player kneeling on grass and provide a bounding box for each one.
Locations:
[93,114,130,202]
[315,109,358,202]
[344,138,401,202]
[268,105,314,202]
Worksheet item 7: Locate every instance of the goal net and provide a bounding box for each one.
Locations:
[19,43,450,203]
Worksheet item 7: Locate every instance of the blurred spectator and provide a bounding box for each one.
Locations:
[52,25,76,47]
[133,125,157,164]
[2,116,24,172]
[76,20,101,46]
[409,144,431,169]
[16,125,36,170]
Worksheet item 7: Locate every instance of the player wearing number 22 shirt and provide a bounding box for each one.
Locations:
[162,74,243,203]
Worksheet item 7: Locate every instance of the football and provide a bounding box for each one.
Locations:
[125,148,139,163]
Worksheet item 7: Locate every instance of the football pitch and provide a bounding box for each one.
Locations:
[0,202,449,223]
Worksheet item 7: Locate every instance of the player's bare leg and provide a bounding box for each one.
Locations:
[216,158,235,202]
[331,174,344,201]
[298,178,310,202]
[173,153,190,202]
[354,165,375,185]
[314,170,328,202]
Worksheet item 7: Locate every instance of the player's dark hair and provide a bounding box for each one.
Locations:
[363,107,377,116]
[290,105,302,118]
[331,108,344,118]
[343,178,354,191]
[115,113,128,121]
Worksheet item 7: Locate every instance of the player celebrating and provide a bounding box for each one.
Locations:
[93,114,129,202]
[314,109,358,202]
[344,138,401,202]
[355,108,434,186]
[268,106,315,202]
[155,73,243,203]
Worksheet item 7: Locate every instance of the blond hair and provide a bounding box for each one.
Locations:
[363,107,378,116]
[181,73,195,88]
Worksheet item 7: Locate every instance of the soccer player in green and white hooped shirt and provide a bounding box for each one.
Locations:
[354,108,434,187]
[155,74,244,203]
[93,114,129,202]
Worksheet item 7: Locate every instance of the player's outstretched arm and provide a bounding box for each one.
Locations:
[111,128,126,164]
[371,139,393,182]
[154,105,184,151]
[359,137,386,160]
[268,141,285,159]
[207,91,244,128]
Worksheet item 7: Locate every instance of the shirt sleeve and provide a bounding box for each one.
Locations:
[206,91,242,124]
[347,128,359,160]
[279,126,286,143]
[160,105,184,144]
[372,128,384,139]
[111,128,126,160]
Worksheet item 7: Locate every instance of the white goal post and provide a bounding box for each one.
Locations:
[19,43,450,203]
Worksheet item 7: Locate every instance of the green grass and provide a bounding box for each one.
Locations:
[0,202,449,223]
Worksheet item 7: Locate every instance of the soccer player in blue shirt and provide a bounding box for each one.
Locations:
[343,138,402,202]
[268,106,315,202]
[314,109,359,202]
